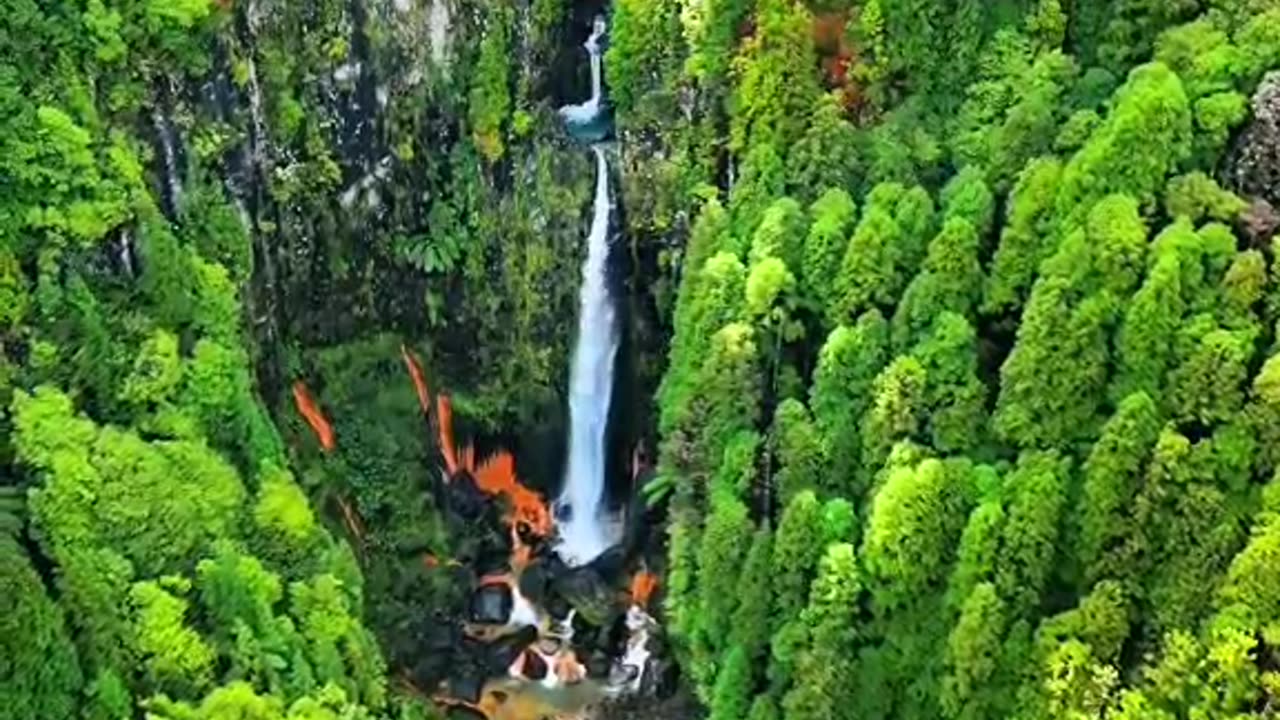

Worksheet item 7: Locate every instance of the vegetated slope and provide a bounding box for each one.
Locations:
[613,0,1280,718]
[0,0,592,718]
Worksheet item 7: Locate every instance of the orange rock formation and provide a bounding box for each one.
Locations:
[292,380,335,452]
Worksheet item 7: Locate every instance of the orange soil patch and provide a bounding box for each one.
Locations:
[292,381,335,452]
[401,344,433,416]
[437,395,460,475]
[471,451,553,538]
[629,571,659,607]
[399,347,552,538]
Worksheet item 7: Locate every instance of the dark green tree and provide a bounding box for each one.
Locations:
[982,157,1062,315]
[771,399,825,502]
[787,92,862,202]
[891,217,983,350]
[1,537,83,720]
[802,188,857,316]
[1075,392,1163,588]
[781,543,862,720]
[809,311,890,494]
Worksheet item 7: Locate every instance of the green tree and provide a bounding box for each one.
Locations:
[940,166,996,237]
[687,323,762,482]
[787,93,861,202]
[1110,221,1194,404]
[729,0,822,154]
[692,495,753,695]
[802,188,857,316]
[1076,392,1163,588]
[1248,353,1280,478]
[912,313,988,454]
[130,577,216,696]
[860,356,927,482]
[891,218,983,350]
[863,458,973,610]
[770,490,824,629]
[982,157,1062,315]
[995,451,1070,617]
[771,399,824,502]
[941,582,1008,720]
[709,644,755,720]
[659,251,747,436]
[1165,325,1254,427]
[1054,63,1193,227]
[731,526,775,659]
[809,311,890,494]
[781,543,862,720]
[749,197,806,271]
[605,0,683,113]
[468,5,513,162]
[833,204,898,322]
[0,537,83,720]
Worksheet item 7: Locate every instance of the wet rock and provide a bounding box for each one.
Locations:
[446,471,491,522]
[1226,72,1280,208]
[551,564,618,627]
[517,559,550,606]
[446,673,484,705]
[473,546,514,578]
[483,625,538,675]
[598,688,702,720]
[649,653,680,699]
[469,583,513,625]
[445,706,487,720]
[586,650,612,678]
[586,544,628,583]
[544,591,572,621]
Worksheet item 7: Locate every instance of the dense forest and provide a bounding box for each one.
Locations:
[4,0,1280,718]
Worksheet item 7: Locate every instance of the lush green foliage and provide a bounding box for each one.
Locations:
[630,0,1280,717]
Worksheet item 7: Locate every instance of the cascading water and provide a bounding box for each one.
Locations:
[557,16,605,127]
[554,146,619,568]
[152,105,183,216]
[554,16,621,568]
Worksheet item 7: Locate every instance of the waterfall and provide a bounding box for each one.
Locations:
[554,145,619,567]
[557,16,607,127]
[553,15,619,567]
[152,106,183,216]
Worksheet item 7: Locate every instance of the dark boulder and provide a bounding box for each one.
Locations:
[517,559,550,606]
[445,673,484,705]
[586,649,611,678]
[544,590,572,621]
[469,583,513,625]
[551,564,619,627]
[482,625,538,675]
[585,544,628,584]
[445,471,490,522]
[1241,198,1279,247]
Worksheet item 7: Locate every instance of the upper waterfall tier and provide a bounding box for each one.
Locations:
[558,15,611,142]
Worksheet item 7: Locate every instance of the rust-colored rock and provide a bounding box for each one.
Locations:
[292,380,335,451]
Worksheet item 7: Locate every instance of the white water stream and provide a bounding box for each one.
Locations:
[554,145,619,567]
[557,16,606,126]
[553,16,620,568]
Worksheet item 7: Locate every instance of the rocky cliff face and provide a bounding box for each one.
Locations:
[145,0,632,431]
[1227,71,1280,247]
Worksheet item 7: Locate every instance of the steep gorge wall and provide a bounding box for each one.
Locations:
[156,0,625,429]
